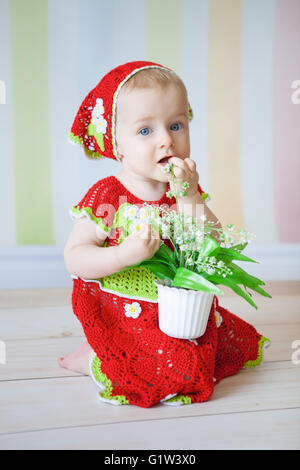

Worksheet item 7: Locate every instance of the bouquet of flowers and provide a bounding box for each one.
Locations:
[134,163,271,311]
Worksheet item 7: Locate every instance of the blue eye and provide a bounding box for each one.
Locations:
[139,128,151,136]
[171,122,182,131]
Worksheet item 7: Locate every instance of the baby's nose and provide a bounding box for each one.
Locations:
[159,129,174,148]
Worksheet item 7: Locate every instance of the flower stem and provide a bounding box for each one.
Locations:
[170,168,186,267]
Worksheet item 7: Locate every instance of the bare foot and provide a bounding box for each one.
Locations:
[58,341,92,375]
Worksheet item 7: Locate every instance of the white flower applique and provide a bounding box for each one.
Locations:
[124,204,140,220]
[215,311,223,328]
[138,205,158,224]
[123,203,160,236]
[87,98,108,152]
[130,219,145,234]
[124,302,142,319]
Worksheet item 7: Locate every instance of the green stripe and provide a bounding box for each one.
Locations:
[146,0,181,73]
[11,0,54,245]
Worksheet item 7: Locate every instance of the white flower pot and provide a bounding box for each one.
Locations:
[155,280,214,339]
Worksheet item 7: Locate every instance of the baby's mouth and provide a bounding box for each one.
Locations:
[158,156,173,166]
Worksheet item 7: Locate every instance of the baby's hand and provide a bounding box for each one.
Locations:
[117,224,161,267]
[164,157,199,200]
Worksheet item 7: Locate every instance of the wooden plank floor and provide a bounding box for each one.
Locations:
[0,281,299,450]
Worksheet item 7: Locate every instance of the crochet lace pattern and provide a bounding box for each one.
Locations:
[70,176,270,408]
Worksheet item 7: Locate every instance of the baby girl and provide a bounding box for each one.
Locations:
[59,61,269,408]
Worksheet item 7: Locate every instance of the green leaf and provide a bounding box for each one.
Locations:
[250,284,272,299]
[230,242,248,252]
[201,273,258,309]
[217,247,258,263]
[171,267,223,295]
[200,270,272,309]
[226,262,266,287]
[225,281,258,309]
[153,243,176,265]
[138,259,175,280]
[198,236,220,259]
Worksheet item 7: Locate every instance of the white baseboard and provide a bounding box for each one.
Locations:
[239,243,300,281]
[0,244,300,290]
[0,247,72,290]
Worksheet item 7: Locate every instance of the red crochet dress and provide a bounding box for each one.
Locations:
[70,176,269,408]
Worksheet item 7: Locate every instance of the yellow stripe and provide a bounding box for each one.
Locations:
[11,0,54,245]
[145,0,181,73]
[207,0,244,228]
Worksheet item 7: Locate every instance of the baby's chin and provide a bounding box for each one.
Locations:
[154,168,171,183]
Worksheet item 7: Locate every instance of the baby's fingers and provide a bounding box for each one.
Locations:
[152,231,160,240]
[133,224,151,239]
[185,158,196,172]
[141,224,152,239]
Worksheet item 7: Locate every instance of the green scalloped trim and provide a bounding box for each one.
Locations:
[164,394,192,405]
[69,131,83,145]
[91,355,192,406]
[84,147,104,160]
[91,355,130,405]
[68,132,104,160]
[244,336,271,368]
[70,206,111,234]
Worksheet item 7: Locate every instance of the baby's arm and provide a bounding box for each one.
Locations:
[64,218,160,279]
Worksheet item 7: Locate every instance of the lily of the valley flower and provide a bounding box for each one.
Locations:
[162,162,174,173]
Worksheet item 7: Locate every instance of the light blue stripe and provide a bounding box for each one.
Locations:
[77,0,118,194]
[0,0,15,246]
[240,0,277,243]
[114,0,146,65]
[49,0,81,246]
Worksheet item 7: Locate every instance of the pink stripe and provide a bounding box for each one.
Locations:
[273,0,300,242]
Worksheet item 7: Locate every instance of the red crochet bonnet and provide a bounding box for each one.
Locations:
[69,60,194,161]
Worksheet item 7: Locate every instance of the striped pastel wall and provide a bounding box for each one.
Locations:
[1,0,300,254]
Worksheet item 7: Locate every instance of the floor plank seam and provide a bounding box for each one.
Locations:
[1,360,296,382]
[0,374,86,383]
[1,335,85,342]
[1,405,299,439]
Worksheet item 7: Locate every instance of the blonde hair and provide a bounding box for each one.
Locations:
[122,67,188,98]
[117,67,189,119]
